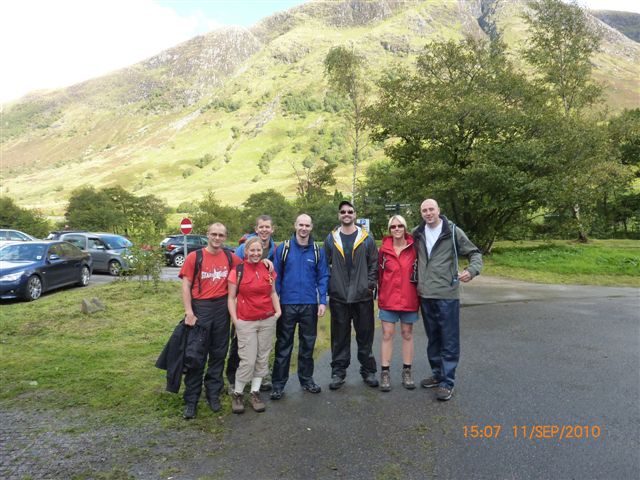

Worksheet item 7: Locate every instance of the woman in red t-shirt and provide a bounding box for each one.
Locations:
[228,236,281,414]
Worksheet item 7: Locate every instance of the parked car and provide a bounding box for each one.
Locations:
[0,241,92,301]
[161,234,208,267]
[54,232,132,275]
[0,229,37,246]
[46,230,87,240]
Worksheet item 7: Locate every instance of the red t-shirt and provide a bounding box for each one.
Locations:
[179,248,242,300]
[228,261,277,321]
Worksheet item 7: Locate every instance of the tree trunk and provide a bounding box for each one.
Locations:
[572,204,588,243]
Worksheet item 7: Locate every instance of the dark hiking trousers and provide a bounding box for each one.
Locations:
[271,304,318,390]
[329,298,377,378]
[420,298,460,389]
[183,296,230,405]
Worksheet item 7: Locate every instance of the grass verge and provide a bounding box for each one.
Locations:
[0,279,334,431]
[484,240,639,287]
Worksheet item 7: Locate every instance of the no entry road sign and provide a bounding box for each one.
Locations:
[180,218,193,234]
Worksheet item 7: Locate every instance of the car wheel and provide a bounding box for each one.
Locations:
[108,260,122,276]
[78,265,91,286]
[24,275,42,301]
[173,253,185,267]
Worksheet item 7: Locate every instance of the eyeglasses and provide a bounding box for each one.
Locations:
[389,225,404,230]
[340,209,354,214]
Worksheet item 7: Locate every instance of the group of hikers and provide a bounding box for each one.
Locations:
[157,197,483,418]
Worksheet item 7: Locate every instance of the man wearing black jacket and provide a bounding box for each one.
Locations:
[323,200,379,390]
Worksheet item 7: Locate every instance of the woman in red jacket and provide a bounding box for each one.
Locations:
[228,236,281,414]
[377,215,419,392]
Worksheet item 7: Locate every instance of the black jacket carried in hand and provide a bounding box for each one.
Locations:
[155,319,208,393]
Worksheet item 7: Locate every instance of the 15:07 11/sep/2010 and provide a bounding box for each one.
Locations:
[462,424,603,440]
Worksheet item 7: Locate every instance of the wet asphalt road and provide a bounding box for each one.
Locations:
[73,272,640,479]
[88,266,182,285]
[173,277,639,480]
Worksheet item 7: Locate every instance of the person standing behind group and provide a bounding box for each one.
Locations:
[270,214,329,400]
[324,200,379,390]
[227,215,277,393]
[413,199,482,401]
[178,222,242,419]
[377,215,419,392]
[227,236,281,414]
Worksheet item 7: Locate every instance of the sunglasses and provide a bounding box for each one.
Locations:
[389,225,404,230]
[340,209,354,214]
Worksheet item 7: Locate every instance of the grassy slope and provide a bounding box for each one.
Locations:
[1,1,639,216]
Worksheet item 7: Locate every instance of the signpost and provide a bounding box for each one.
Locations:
[385,203,411,214]
[180,218,193,260]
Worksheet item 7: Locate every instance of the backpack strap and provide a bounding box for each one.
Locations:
[191,249,203,295]
[235,263,244,294]
[451,222,459,285]
[281,240,291,264]
[224,247,233,269]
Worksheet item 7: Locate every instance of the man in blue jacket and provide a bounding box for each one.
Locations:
[270,214,329,399]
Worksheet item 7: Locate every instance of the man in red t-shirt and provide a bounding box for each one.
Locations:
[178,222,241,419]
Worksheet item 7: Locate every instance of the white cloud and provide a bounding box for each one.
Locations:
[579,0,640,12]
[1,0,638,105]
[0,0,220,104]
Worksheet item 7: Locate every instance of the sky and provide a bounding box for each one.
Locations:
[1,0,638,105]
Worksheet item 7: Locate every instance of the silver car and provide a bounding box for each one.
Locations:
[0,229,37,247]
[58,232,132,275]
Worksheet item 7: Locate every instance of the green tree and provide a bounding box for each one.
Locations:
[522,0,607,241]
[0,197,51,238]
[523,0,602,115]
[65,186,125,232]
[65,186,167,235]
[292,161,340,239]
[367,37,557,252]
[191,191,243,242]
[241,189,296,241]
[324,45,372,202]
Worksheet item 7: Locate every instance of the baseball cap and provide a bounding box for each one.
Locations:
[338,200,355,211]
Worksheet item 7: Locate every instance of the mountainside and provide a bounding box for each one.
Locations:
[591,10,640,42]
[2,0,639,216]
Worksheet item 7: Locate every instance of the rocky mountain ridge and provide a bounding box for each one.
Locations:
[2,0,638,215]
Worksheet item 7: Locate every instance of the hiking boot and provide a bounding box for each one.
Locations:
[380,370,391,392]
[183,403,197,420]
[401,368,416,390]
[207,395,221,412]
[420,376,440,389]
[302,382,322,394]
[250,391,266,412]
[231,392,245,414]
[260,376,273,392]
[270,389,284,400]
[363,372,379,388]
[436,386,454,401]
[329,375,345,390]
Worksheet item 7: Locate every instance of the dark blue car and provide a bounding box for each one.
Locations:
[0,241,92,301]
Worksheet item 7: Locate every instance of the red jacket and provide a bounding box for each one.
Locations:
[377,234,419,312]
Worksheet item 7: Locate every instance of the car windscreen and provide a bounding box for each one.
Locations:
[100,235,132,250]
[0,243,47,261]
